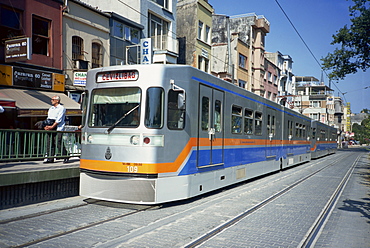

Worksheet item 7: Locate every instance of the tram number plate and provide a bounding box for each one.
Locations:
[127,166,138,173]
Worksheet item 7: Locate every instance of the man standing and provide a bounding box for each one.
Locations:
[44,95,68,163]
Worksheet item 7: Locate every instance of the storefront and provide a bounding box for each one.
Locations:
[0,64,81,129]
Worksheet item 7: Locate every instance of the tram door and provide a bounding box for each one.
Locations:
[197,85,224,167]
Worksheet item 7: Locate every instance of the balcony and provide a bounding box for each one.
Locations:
[151,35,178,55]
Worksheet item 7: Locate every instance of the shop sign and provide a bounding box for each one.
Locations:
[13,66,52,89]
[5,37,32,62]
[141,38,152,64]
[74,71,87,86]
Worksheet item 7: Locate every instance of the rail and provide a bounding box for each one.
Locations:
[0,128,81,162]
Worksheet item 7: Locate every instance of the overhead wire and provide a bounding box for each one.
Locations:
[273,0,348,101]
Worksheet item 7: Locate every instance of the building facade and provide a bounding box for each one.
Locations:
[292,76,335,126]
[265,51,294,106]
[0,0,81,129]
[177,0,214,72]
[63,0,111,102]
[82,0,178,64]
[211,13,270,94]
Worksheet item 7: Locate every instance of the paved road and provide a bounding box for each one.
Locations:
[0,148,369,247]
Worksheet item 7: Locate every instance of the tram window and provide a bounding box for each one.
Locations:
[145,87,164,128]
[168,89,185,130]
[302,125,306,138]
[267,115,276,136]
[244,109,253,135]
[89,87,141,128]
[288,120,293,137]
[255,112,262,135]
[320,130,326,140]
[214,100,221,132]
[201,97,210,131]
[295,123,300,137]
[231,105,242,134]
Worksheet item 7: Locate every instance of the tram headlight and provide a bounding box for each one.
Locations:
[87,134,93,143]
[130,135,140,145]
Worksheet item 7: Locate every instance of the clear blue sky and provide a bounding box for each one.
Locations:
[209,0,369,113]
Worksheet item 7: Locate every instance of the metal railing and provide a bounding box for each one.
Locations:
[0,129,81,162]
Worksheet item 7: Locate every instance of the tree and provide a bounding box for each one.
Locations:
[321,0,370,80]
[353,114,370,144]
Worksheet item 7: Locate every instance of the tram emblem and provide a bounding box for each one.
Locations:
[105,147,112,160]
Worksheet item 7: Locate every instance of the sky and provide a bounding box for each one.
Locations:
[209,0,369,113]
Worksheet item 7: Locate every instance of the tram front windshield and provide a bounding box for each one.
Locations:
[89,87,141,128]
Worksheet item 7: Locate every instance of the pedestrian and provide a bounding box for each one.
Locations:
[44,95,69,163]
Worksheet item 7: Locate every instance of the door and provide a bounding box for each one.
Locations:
[197,85,224,167]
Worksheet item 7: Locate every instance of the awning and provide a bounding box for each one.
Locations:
[0,91,16,109]
[0,88,81,117]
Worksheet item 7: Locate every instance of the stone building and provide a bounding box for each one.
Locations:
[177,0,214,72]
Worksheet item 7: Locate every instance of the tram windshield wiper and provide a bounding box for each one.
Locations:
[106,104,140,134]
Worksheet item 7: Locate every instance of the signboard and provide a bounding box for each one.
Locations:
[141,38,152,64]
[0,65,12,86]
[5,37,31,62]
[13,66,52,89]
[97,70,138,83]
[53,73,65,92]
[74,71,87,86]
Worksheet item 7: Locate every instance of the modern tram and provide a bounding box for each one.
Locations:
[79,64,337,204]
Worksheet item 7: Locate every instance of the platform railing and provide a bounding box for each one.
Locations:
[0,129,81,162]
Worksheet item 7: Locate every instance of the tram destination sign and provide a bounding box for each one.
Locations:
[97,70,138,83]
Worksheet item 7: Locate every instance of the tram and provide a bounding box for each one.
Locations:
[79,64,337,204]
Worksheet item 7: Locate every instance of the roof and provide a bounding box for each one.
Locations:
[0,88,81,117]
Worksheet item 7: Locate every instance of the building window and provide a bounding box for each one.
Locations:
[0,6,22,41]
[205,25,210,43]
[198,56,209,73]
[310,101,320,108]
[239,54,247,69]
[92,42,102,68]
[149,13,169,50]
[113,20,124,39]
[112,20,140,44]
[32,15,50,55]
[72,36,84,60]
[238,79,246,88]
[198,21,203,40]
[151,0,169,9]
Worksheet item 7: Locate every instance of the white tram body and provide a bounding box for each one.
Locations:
[80,65,337,204]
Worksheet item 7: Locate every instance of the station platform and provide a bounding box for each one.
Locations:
[0,158,80,209]
[0,158,80,187]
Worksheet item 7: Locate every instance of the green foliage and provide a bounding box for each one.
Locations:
[321,0,370,80]
[353,114,370,144]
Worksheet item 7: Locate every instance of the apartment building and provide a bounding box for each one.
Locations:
[177,0,214,72]
[82,0,178,64]
[292,76,335,126]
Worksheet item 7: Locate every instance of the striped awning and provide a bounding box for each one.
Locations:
[0,88,81,117]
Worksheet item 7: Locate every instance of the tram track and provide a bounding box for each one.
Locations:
[1,152,359,248]
[184,153,356,248]
[299,153,362,248]
[10,205,157,248]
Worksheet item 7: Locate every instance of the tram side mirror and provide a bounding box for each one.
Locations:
[177,92,186,110]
